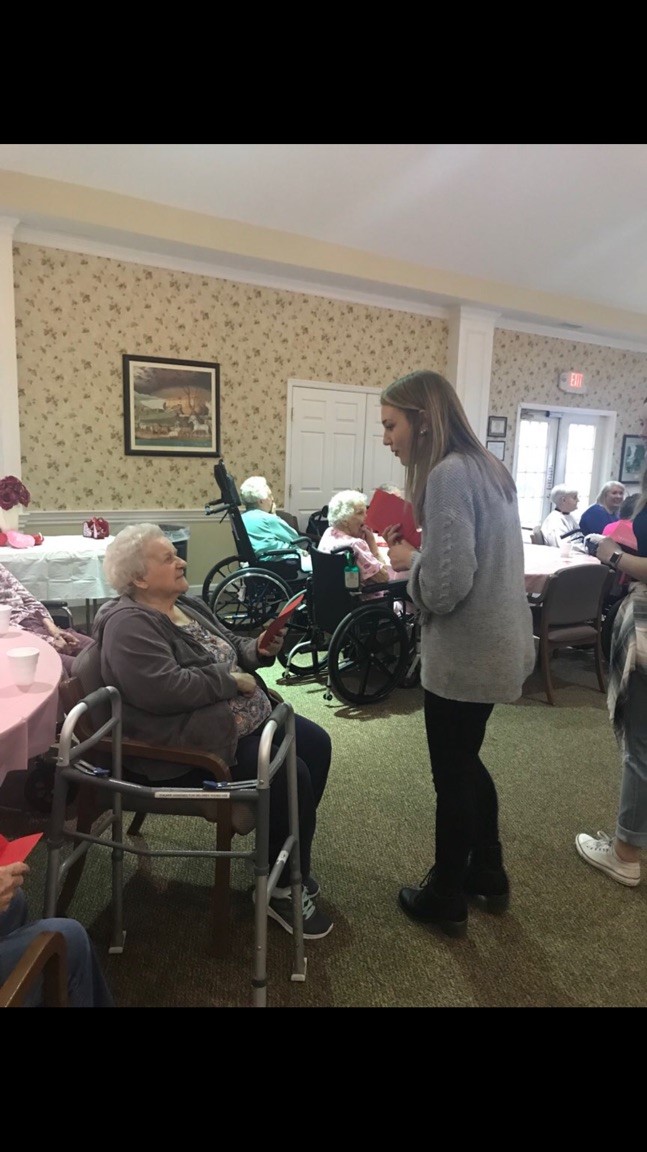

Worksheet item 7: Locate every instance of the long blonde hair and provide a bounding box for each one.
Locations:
[380,370,517,522]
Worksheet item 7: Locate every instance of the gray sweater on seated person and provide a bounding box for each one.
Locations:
[92,594,274,773]
[407,453,535,703]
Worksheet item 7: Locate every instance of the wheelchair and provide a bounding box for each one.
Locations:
[201,461,311,633]
[277,545,420,706]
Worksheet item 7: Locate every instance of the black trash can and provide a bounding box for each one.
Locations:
[158,523,190,563]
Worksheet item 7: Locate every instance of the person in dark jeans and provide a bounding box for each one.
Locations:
[380,370,535,938]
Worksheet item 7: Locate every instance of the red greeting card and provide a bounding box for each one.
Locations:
[365,489,421,549]
[261,592,305,646]
[0,832,43,865]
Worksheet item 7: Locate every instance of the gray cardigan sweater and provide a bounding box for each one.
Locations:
[408,453,535,703]
[92,594,274,768]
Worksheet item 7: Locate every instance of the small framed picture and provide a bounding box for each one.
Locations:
[487,439,505,461]
[619,433,646,484]
[487,416,507,437]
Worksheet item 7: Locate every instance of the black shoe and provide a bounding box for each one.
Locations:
[464,843,510,913]
[398,869,468,938]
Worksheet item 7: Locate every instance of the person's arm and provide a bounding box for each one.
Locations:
[359,526,391,583]
[596,536,647,581]
[407,460,478,616]
[540,513,560,548]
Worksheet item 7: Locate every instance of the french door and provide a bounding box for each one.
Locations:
[514,405,614,529]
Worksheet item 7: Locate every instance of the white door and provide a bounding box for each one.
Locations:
[286,381,405,531]
[362,393,407,497]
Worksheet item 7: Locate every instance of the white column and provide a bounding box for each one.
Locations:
[446,306,499,444]
[0,217,20,478]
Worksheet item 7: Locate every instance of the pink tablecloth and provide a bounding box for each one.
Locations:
[0,629,63,785]
[524,542,601,596]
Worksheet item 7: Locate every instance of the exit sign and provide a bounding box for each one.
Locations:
[559,371,586,394]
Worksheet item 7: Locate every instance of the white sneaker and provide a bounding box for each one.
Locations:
[575,831,641,887]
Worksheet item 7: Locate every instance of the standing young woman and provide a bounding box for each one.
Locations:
[381,370,535,938]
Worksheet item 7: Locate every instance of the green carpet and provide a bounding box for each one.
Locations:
[6,647,645,1008]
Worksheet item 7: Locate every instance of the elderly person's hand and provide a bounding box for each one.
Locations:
[231,672,258,696]
[359,524,380,554]
[0,862,28,913]
[257,628,286,659]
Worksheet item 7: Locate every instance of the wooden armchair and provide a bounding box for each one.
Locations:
[0,930,68,1007]
[46,671,306,1005]
[48,642,257,958]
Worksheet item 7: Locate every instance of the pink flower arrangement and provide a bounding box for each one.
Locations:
[0,475,31,511]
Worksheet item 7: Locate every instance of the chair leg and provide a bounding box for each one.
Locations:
[540,635,556,705]
[594,637,607,692]
[127,812,146,836]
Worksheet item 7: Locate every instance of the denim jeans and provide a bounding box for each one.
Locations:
[0,889,114,1007]
[617,670,647,848]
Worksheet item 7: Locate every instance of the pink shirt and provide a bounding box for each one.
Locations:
[317,526,400,583]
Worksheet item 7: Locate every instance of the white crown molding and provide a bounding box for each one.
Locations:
[498,316,647,354]
[13,225,647,354]
[14,226,447,320]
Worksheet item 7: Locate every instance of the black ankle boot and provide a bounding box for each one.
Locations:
[398,868,468,938]
[464,843,510,913]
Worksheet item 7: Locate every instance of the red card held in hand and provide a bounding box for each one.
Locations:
[365,489,421,549]
[0,832,43,865]
[261,592,305,646]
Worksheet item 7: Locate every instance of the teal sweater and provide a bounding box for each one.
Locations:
[242,509,301,555]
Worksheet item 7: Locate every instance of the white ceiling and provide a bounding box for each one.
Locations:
[2,143,647,346]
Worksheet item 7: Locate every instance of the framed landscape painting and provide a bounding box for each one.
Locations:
[123,355,221,457]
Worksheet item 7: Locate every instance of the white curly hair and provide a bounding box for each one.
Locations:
[103,523,168,595]
[327,490,369,529]
[240,475,272,509]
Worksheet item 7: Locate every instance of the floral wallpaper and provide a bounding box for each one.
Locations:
[13,242,647,525]
[13,243,448,511]
[491,329,647,478]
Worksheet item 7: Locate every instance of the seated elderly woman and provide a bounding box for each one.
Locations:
[96,523,333,941]
[317,490,400,584]
[240,475,303,554]
[0,563,92,675]
[540,484,580,547]
[579,479,626,536]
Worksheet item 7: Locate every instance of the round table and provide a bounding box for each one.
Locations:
[0,629,63,786]
[523,542,601,596]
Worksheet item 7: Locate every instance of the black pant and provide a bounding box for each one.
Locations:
[423,690,497,892]
[233,714,331,887]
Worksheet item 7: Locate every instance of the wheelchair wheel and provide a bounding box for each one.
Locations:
[327,603,410,704]
[201,556,246,605]
[209,568,292,633]
[277,603,329,677]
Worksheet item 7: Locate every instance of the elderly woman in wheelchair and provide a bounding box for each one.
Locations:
[95,523,334,941]
[202,462,311,634]
[317,490,400,586]
[240,475,304,554]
